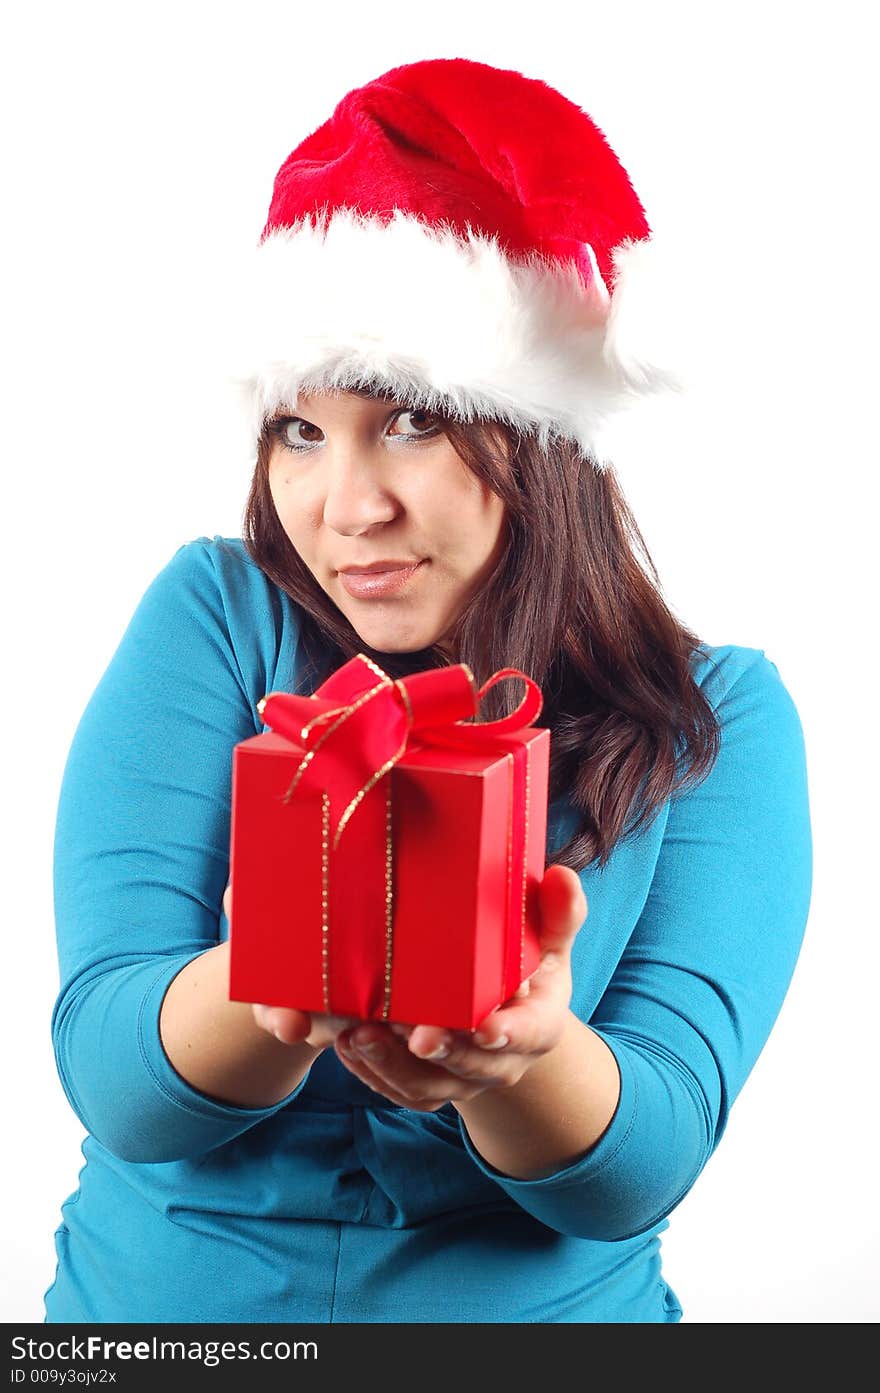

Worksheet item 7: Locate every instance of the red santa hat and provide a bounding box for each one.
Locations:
[229,57,683,469]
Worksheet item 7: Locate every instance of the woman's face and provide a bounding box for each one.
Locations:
[267,390,508,655]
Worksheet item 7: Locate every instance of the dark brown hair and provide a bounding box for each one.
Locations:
[243,393,721,872]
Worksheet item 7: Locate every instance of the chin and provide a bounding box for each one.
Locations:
[337,594,458,657]
[358,632,440,657]
[347,616,445,656]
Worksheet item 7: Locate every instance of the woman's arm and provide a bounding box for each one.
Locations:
[464,650,812,1238]
[158,938,321,1108]
[159,880,355,1106]
[332,648,813,1240]
[51,538,320,1163]
[451,1010,620,1180]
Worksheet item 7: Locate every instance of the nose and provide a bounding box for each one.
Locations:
[321,445,400,535]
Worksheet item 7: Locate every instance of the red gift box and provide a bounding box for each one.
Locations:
[228,653,550,1030]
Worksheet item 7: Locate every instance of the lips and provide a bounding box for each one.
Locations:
[338,559,426,598]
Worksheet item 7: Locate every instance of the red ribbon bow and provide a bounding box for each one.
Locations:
[259,653,543,850]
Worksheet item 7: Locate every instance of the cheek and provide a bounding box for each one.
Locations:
[270,477,314,546]
[268,471,287,519]
[430,471,505,547]
[459,488,507,564]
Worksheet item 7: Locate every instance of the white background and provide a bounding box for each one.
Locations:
[3,0,877,1325]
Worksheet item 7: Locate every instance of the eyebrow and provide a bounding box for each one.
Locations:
[346,383,401,402]
[274,384,404,415]
[267,384,416,424]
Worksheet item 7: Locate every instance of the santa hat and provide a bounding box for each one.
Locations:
[229,57,683,469]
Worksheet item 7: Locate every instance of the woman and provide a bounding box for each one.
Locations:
[44,57,812,1323]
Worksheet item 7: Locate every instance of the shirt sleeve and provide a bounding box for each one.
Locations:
[50,539,311,1163]
[457,649,813,1239]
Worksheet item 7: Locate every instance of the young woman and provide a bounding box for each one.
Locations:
[44,57,812,1324]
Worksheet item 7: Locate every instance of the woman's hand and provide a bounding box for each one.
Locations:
[331,864,588,1111]
[222,885,357,1050]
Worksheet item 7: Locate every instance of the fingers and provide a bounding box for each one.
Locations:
[469,963,569,1055]
[305,1014,360,1049]
[335,1027,495,1108]
[222,883,232,920]
[408,940,571,1061]
[351,973,568,1090]
[537,864,588,958]
[253,1003,362,1053]
[399,866,584,1064]
[252,1003,313,1046]
[331,933,577,1106]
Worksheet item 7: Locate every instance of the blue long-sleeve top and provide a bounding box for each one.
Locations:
[44,537,812,1323]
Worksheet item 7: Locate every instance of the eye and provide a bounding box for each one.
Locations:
[389,408,441,439]
[271,417,324,452]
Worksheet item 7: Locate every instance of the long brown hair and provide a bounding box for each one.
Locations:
[243,394,721,872]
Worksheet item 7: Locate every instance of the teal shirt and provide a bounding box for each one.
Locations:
[45,537,813,1323]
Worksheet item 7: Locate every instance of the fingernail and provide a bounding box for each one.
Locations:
[541,953,559,971]
[422,1042,450,1060]
[474,1033,509,1050]
[356,1039,387,1061]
